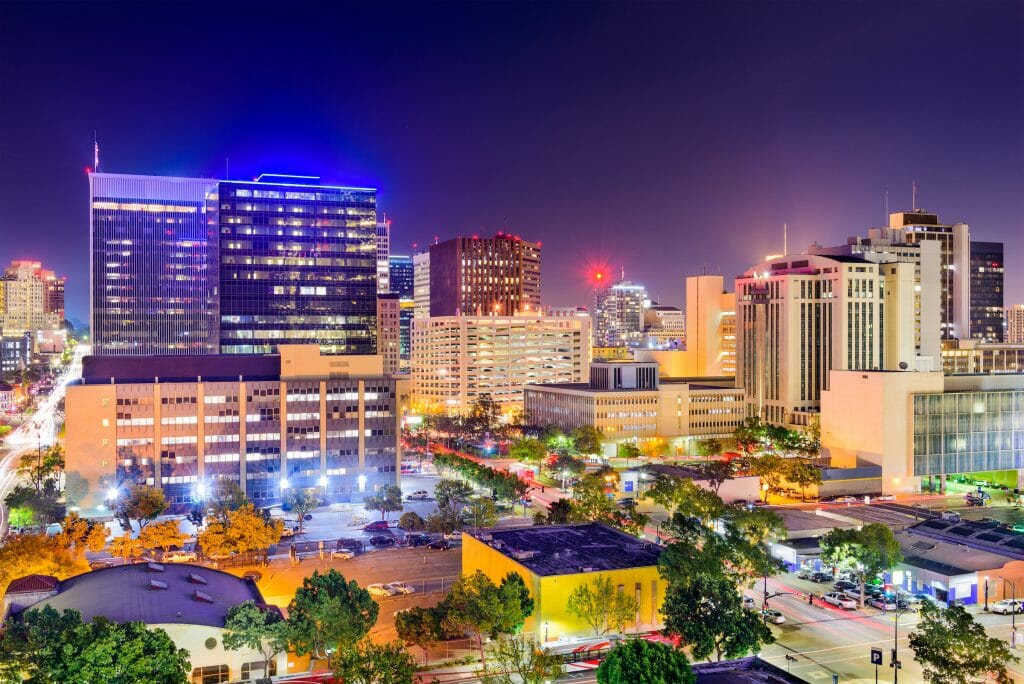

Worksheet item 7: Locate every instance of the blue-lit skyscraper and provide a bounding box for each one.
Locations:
[89,173,219,355]
[388,255,413,299]
[217,174,378,354]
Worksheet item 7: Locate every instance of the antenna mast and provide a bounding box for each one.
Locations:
[884,185,889,223]
[783,223,788,255]
[93,132,99,172]
[912,180,917,210]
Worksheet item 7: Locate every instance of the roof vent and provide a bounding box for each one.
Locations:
[187,572,208,585]
[512,550,536,560]
[146,562,165,573]
[194,590,214,603]
[580,566,596,572]
[478,533,493,541]
[149,579,168,590]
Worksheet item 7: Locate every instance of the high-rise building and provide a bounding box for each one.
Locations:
[872,210,970,341]
[428,234,541,316]
[1007,305,1024,344]
[685,274,735,376]
[736,254,916,426]
[643,305,685,349]
[593,280,646,348]
[377,294,400,375]
[411,314,590,415]
[0,260,66,339]
[89,173,220,355]
[412,251,431,320]
[376,220,390,294]
[65,345,401,512]
[388,255,414,299]
[970,241,1004,342]
[216,175,378,355]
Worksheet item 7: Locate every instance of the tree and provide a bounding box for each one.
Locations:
[398,511,427,531]
[480,634,563,684]
[440,570,530,668]
[426,507,462,535]
[208,478,249,521]
[696,460,733,494]
[139,519,187,554]
[545,498,579,524]
[435,479,474,510]
[395,606,441,663]
[4,483,64,528]
[7,506,34,530]
[115,485,167,532]
[749,454,785,500]
[571,425,604,456]
[549,453,585,488]
[695,438,723,458]
[362,484,403,521]
[661,572,773,661]
[333,639,418,684]
[596,639,695,684]
[499,572,535,632]
[0,606,190,684]
[820,523,902,607]
[784,458,822,501]
[566,575,638,635]
[616,443,642,462]
[282,488,319,532]
[285,570,379,667]
[468,394,502,436]
[0,533,84,598]
[223,601,288,680]
[198,503,283,560]
[109,532,145,560]
[57,511,109,556]
[464,497,499,529]
[509,437,547,464]
[647,476,724,525]
[910,602,1017,684]
[571,472,617,524]
[64,470,90,507]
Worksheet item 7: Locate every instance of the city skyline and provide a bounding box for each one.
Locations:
[0,1,1021,321]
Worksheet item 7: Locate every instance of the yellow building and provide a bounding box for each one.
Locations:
[461,523,667,642]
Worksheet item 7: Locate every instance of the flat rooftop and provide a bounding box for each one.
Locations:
[79,353,280,385]
[469,523,661,576]
[905,517,1024,565]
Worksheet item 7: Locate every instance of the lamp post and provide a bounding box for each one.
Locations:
[892,606,909,683]
[1001,577,1017,648]
[984,576,990,611]
[762,481,770,503]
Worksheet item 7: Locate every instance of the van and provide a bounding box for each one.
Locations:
[941,511,961,523]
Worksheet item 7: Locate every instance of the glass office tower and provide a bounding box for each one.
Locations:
[217,174,378,354]
[89,173,219,355]
[970,241,1004,342]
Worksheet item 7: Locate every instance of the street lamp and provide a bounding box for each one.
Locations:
[318,475,328,488]
[892,605,910,683]
[105,486,120,502]
[984,576,990,611]
[1001,576,1017,648]
[280,478,290,491]
[543,621,549,642]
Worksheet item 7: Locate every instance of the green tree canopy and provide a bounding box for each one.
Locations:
[696,460,733,493]
[480,634,563,684]
[282,487,320,531]
[115,485,167,532]
[222,601,288,679]
[440,570,532,668]
[566,574,639,635]
[783,458,822,501]
[395,606,441,663]
[435,478,475,510]
[332,639,418,684]
[285,570,379,666]
[910,603,1017,684]
[571,425,604,455]
[820,523,902,606]
[207,478,249,522]
[398,511,427,531]
[509,437,547,464]
[362,484,404,521]
[596,639,695,684]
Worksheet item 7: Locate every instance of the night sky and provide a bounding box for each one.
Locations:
[0,1,1021,321]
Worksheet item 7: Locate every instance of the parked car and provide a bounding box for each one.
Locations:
[761,609,785,624]
[617,498,636,509]
[367,583,397,598]
[428,539,452,550]
[242,570,263,582]
[742,596,756,609]
[331,549,355,560]
[369,535,396,547]
[834,580,858,592]
[834,496,857,504]
[796,567,815,580]
[992,599,1024,615]
[443,531,462,541]
[868,596,898,610]
[914,593,943,607]
[364,520,391,532]
[823,592,858,610]
[876,494,896,501]
[406,490,429,501]
[810,572,833,583]
[386,582,415,595]
[280,527,297,538]
[941,511,962,523]
[405,533,431,547]
[161,551,198,563]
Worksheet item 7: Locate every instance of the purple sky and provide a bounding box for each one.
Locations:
[0,1,1021,320]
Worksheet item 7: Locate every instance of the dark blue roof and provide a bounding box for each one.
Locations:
[81,354,280,384]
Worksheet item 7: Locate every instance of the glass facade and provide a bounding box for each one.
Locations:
[912,391,1024,476]
[90,174,219,355]
[970,241,1004,341]
[217,177,378,354]
[389,255,414,298]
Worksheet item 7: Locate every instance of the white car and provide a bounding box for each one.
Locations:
[992,599,1024,615]
[367,583,397,598]
[823,592,857,610]
[742,596,756,609]
[761,609,785,624]
[406,490,429,501]
[386,581,416,595]
[331,549,355,560]
[161,551,197,563]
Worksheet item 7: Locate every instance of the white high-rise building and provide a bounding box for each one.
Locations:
[736,254,916,426]
[376,220,390,294]
[594,280,646,348]
[412,251,431,320]
[1006,305,1024,344]
[411,314,591,415]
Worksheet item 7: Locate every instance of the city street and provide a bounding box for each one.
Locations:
[0,344,84,536]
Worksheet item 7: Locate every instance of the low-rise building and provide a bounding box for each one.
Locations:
[941,340,1024,374]
[411,314,590,415]
[462,523,666,642]
[524,361,744,455]
[65,345,402,513]
[2,564,285,683]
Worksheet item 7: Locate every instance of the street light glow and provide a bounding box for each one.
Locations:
[318,475,328,487]
[105,487,119,501]
[280,478,290,490]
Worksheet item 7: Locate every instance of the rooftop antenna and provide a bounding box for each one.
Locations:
[225,158,229,179]
[93,132,99,172]
[884,185,889,222]
[912,181,917,211]
[620,265,625,281]
[783,223,788,256]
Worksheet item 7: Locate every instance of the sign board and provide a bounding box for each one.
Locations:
[870,648,882,665]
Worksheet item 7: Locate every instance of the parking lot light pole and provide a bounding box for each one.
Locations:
[1001,576,1017,648]
[985,576,990,611]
